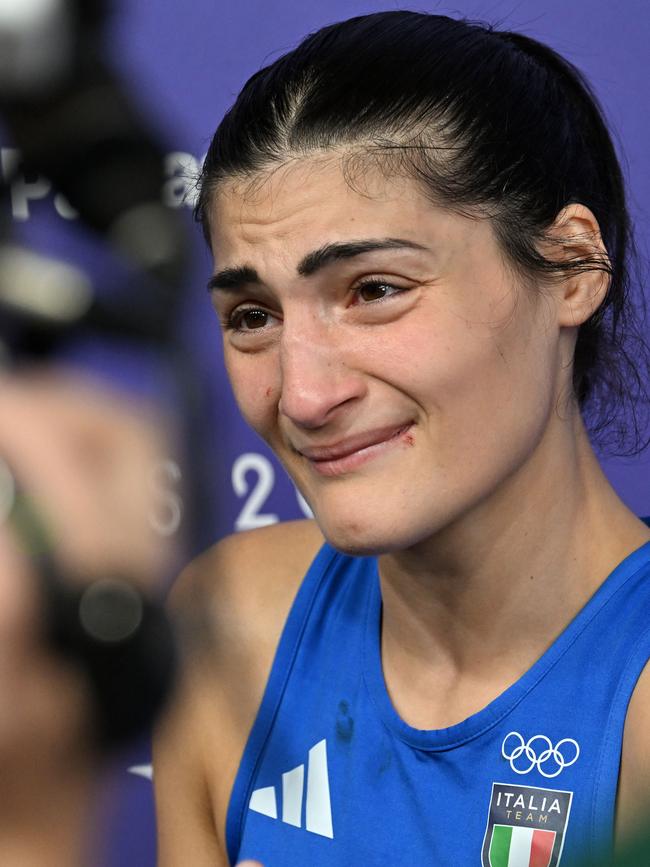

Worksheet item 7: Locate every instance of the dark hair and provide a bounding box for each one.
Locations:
[196,10,650,456]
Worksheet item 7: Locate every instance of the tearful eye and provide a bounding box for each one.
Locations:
[239,309,268,329]
[228,308,272,331]
[355,280,408,303]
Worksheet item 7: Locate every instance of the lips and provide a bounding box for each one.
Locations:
[296,424,412,462]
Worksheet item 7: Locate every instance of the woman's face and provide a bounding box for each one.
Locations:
[208,157,569,554]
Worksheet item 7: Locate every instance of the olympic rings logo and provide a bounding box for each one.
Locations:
[501,731,580,778]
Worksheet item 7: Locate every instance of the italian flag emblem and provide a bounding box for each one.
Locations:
[489,825,555,867]
[481,783,573,867]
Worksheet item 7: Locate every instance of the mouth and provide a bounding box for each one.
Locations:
[298,423,414,477]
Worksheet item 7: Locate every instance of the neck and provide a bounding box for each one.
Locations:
[377,411,650,725]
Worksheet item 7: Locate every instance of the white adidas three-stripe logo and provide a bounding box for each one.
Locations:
[249,739,334,839]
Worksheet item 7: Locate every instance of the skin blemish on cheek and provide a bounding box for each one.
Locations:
[265,387,273,398]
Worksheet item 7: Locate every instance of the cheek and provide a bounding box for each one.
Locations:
[403,299,554,438]
[225,353,280,437]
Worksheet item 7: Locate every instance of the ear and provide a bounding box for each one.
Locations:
[540,203,611,328]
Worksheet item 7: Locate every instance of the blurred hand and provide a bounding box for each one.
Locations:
[0,365,173,865]
[0,367,171,584]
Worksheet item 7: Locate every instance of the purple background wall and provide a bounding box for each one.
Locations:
[3,1,649,864]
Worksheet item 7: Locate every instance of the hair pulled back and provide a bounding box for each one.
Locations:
[197,10,650,455]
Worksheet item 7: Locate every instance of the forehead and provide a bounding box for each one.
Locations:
[208,155,458,261]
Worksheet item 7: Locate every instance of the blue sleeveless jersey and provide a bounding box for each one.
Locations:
[227,523,650,867]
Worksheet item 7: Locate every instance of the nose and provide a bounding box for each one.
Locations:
[278,316,366,430]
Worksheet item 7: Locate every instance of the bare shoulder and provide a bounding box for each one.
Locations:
[168,517,325,728]
[154,520,324,864]
[616,659,650,846]
[172,518,325,645]
[174,517,324,590]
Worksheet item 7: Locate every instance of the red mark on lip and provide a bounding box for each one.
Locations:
[403,432,415,446]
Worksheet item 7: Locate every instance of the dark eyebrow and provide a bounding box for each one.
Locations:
[207,237,429,293]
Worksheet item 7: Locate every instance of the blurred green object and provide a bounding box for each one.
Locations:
[580,829,650,866]
[610,836,650,866]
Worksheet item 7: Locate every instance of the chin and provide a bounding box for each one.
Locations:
[313,506,425,558]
